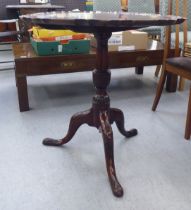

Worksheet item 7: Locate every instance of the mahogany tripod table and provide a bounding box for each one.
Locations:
[21,11,184,197]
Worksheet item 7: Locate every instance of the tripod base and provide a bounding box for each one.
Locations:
[43,106,137,197]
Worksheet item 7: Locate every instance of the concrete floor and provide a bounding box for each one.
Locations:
[1,65,191,210]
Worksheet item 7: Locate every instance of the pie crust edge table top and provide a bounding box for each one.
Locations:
[20,11,185,197]
[20,11,184,32]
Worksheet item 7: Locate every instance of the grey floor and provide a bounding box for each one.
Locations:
[1,52,191,210]
[0,44,15,70]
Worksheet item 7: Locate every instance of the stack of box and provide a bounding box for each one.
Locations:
[30,26,90,56]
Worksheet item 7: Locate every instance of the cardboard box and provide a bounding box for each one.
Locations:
[91,30,148,51]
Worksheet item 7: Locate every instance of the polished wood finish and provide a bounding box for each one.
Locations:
[185,86,191,139]
[42,31,137,197]
[154,0,160,13]
[152,0,191,140]
[178,0,188,91]
[16,75,29,112]
[20,11,184,197]
[13,41,176,112]
[135,66,144,74]
[155,65,161,77]
[21,11,184,33]
[6,4,65,15]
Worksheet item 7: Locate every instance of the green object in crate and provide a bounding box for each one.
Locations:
[30,38,90,56]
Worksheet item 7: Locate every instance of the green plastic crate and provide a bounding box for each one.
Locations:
[30,38,90,56]
[85,1,93,11]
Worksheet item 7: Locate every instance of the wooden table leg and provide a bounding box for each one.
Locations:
[16,75,29,112]
[100,111,123,197]
[166,72,177,92]
[135,66,144,74]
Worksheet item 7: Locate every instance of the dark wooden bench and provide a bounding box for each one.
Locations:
[13,41,176,112]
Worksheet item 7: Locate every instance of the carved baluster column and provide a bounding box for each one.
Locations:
[92,31,112,127]
[92,31,123,197]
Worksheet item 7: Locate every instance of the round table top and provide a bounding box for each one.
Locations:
[20,11,185,33]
